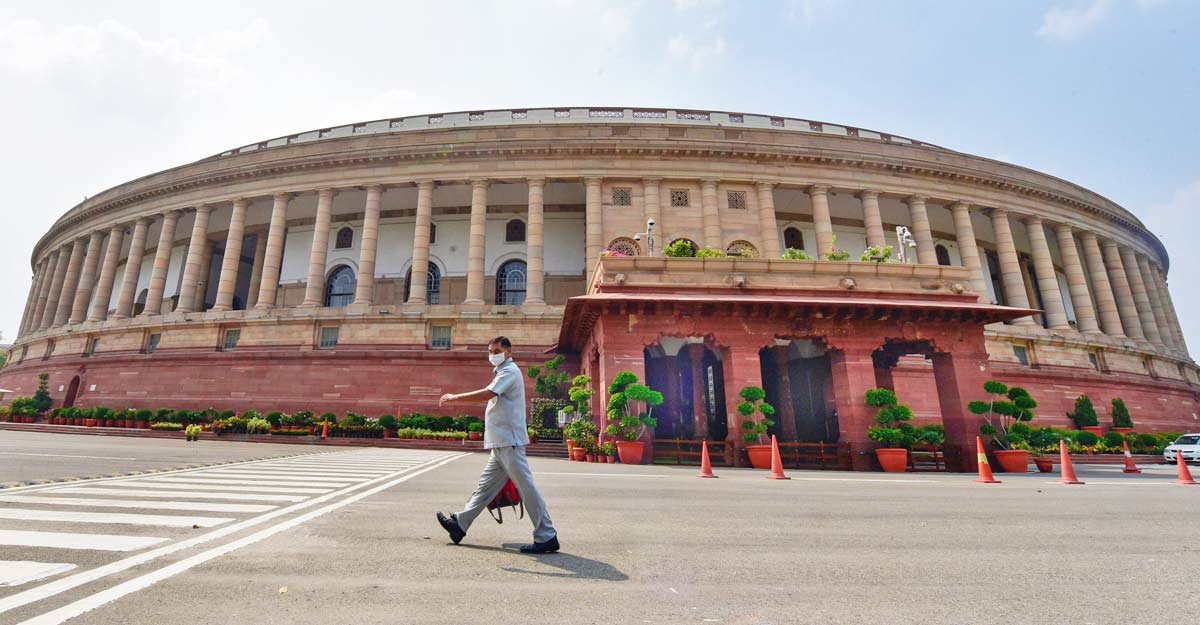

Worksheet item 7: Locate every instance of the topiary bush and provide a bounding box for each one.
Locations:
[1102,431,1125,448]
[603,371,661,442]
[31,373,52,413]
[737,385,776,445]
[1076,430,1100,446]
[969,380,1037,450]
[377,414,397,430]
[1111,397,1133,428]
[1067,394,1099,428]
[866,387,917,449]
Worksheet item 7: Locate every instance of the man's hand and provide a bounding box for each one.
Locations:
[439,393,457,407]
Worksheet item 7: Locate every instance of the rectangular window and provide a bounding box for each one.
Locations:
[43,341,54,360]
[146,333,161,354]
[1087,352,1100,371]
[430,325,452,349]
[726,191,747,210]
[670,190,690,207]
[1144,357,1157,378]
[86,338,100,357]
[318,326,339,349]
[222,329,240,351]
[611,188,632,206]
[1012,344,1029,367]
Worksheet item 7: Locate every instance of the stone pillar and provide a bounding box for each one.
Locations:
[88,225,126,321]
[990,209,1035,324]
[176,205,213,313]
[18,260,46,336]
[906,195,937,264]
[113,217,151,319]
[143,211,181,316]
[300,189,336,307]
[771,347,798,442]
[196,237,214,311]
[585,177,603,281]
[1137,255,1173,350]
[644,178,662,254]
[1024,216,1069,330]
[407,181,435,305]
[352,185,383,305]
[44,244,74,328]
[1079,232,1123,337]
[32,250,60,331]
[1120,246,1161,345]
[756,182,780,258]
[810,185,834,257]
[54,238,88,326]
[70,230,106,323]
[464,179,489,305]
[212,199,249,311]
[1155,268,1189,354]
[1151,267,1183,351]
[700,179,721,249]
[861,189,886,249]
[1052,224,1099,334]
[722,338,764,467]
[525,178,546,305]
[829,345,879,471]
[1101,240,1144,340]
[950,202,989,303]
[254,194,289,310]
[687,343,708,441]
[245,231,267,309]
[931,349,992,473]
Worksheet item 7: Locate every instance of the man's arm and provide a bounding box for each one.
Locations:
[439,388,497,406]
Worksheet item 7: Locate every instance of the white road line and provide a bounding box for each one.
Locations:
[0,562,77,587]
[0,452,464,618]
[204,468,383,478]
[107,481,335,494]
[50,487,308,503]
[0,508,234,528]
[140,476,347,488]
[191,471,364,483]
[267,464,417,471]
[15,453,466,625]
[0,530,167,552]
[0,452,136,461]
[0,495,275,514]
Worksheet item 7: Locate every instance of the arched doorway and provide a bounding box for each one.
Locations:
[760,339,838,443]
[325,265,355,307]
[643,338,727,441]
[64,376,80,408]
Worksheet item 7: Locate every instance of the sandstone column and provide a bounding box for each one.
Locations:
[644,178,663,254]
[1119,246,1161,345]
[771,347,798,442]
[254,194,289,310]
[1100,240,1144,340]
[861,189,886,249]
[351,185,384,306]
[584,177,603,281]
[463,179,489,306]
[300,189,336,307]
[88,225,126,321]
[1137,255,1173,350]
[990,209,1034,324]
[18,260,46,336]
[143,210,181,316]
[245,231,267,309]
[810,185,834,257]
[1079,232,1123,336]
[32,250,60,331]
[212,198,249,311]
[1053,224,1099,334]
[525,178,546,305]
[175,206,213,313]
[44,244,75,328]
[1155,268,1188,353]
[1150,266,1183,350]
[113,217,151,319]
[1024,216,1069,330]
[700,179,721,249]
[907,195,938,264]
[756,182,780,258]
[687,343,708,440]
[950,202,989,303]
[407,182,435,305]
[70,230,106,324]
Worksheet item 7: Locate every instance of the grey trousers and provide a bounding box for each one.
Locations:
[456,445,556,543]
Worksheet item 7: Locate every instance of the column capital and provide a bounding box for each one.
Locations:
[986,207,1009,219]
[1052,222,1076,235]
[316,187,337,199]
[415,179,436,191]
[1022,214,1045,226]
[1099,237,1120,250]
[232,197,251,209]
[362,184,385,193]
[905,194,927,205]
[858,188,882,200]
[134,216,154,227]
[526,177,546,187]
[271,192,293,202]
[808,184,830,195]
[193,204,213,215]
[642,177,663,186]
[469,178,490,189]
[583,176,604,186]
[949,200,971,211]
[700,178,720,187]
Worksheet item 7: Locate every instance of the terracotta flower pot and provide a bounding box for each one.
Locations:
[586,454,596,463]
[746,444,773,469]
[874,448,909,473]
[606,455,615,464]
[467,431,481,441]
[85,419,97,427]
[1034,457,1053,473]
[1081,426,1104,436]
[136,420,149,429]
[1111,427,1134,434]
[565,438,575,456]
[993,449,1030,473]
[571,446,587,461]
[615,441,644,465]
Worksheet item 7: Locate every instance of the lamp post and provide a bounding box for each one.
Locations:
[895,226,917,264]
[634,218,657,256]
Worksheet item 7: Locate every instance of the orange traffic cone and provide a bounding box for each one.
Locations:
[974,436,1000,484]
[1120,441,1142,474]
[1176,448,1196,485]
[767,435,790,480]
[321,419,329,439]
[1059,439,1084,484]
[698,441,718,478]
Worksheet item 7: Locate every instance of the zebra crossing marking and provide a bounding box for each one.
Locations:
[0,495,275,514]
[0,508,233,528]
[0,530,167,552]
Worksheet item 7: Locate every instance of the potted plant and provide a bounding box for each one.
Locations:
[377,414,397,438]
[781,247,813,260]
[695,246,726,258]
[664,239,697,258]
[866,388,914,472]
[737,385,777,469]
[823,235,850,261]
[859,244,894,263]
[1110,398,1134,433]
[603,371,662,465]
[467,421,483,441]
[564,374,594,457]
[563,417,596,461]
[583,439,597,463]
[601,441,617,463]
[185,424,202,442]
[134,408,152,429]
[1067,394,1103,436]
[527,427,539,444]
[970,380,1038,473]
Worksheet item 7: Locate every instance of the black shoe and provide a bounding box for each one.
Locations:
[519,536,560,554]
[436,512,465,544]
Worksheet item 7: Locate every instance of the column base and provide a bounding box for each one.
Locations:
[401,302,427,315]
[458,302,487,314]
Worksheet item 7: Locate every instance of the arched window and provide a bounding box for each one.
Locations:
[133,289,148,316]
[496,260,527,305]
[726,240,759,258]
[505,219,526,243]
[335,227,354,250]
[404,264,442,305]
[325,265,356,307]
[935,244,951,266]
[784,227,804,250]
[606,237,640,256]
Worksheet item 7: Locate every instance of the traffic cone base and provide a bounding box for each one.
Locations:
[974,436,1000,484]
[698,440,718,478]
[767,435,790,480]
[1176,451,1197,485]
[1059,439,1084,485]
[1120,441,1142,474]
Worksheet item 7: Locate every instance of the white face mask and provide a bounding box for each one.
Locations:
[489,352,506,366]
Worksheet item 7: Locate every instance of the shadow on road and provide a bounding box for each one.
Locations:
[454,543,629,581]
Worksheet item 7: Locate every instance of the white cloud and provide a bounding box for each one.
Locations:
[668,32,727,73]
[673,0,722,10]
[1144,178,1200,349]
[1037,0,1109,41]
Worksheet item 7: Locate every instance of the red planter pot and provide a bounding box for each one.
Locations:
[615,441,645,465]
[1034,457,1054,473]
[606,455,615,464]
[994,449,1030,473]
[467,431,481,441]
[1111,427,1134,434]
[746,444,773,469]
[874,448,909,472]
[571,446,587,461]
[84,419,97,427]
[136,420,149,429]
[1081,426,1104,437]
[586,454,596,463]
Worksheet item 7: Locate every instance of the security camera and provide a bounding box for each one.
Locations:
[634,234,642,241]
[647,218,656,227]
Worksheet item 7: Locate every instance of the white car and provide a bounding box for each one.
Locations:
[1163,434,1200,464]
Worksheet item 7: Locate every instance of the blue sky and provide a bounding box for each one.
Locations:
[0,0,1196,350]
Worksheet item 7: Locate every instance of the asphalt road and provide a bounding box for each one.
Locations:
[0,433,1197,625]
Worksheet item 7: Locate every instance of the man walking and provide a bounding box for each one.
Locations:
[436,336,559,553]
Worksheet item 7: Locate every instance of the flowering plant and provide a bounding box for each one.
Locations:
[824,235,850,261]
[600,249,629,257]
[859,245,893,262]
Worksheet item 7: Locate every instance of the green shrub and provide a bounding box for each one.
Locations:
[1067,394,1099,428]
[563,417,598,444]
[866,387,916,449]
[219,409,236,419]
[91,406,114,421]
[432,415,455,431]
[859,245,893,262]
[970,381,1037,450]
[527,355,569,400]
[604,371,662,442]
[154,408,174,422]
[568,375,593,418]
[1102,431,1125,448]
[245,418,271,435]
[1077,430,1100,446]
[151,422,184,431]
[340,412,367,427]
[377,414,397,430]
[781,247,813,260]
[695,247,726,258]
[319,412,337,424]
[664,239,696,258]
[823,236,850,261]
[737,385,775,445]
[468,422,484,433]
[1111,398,1133,428]
[31,373,52,413]
[292,410,315,425]
[134,409,153,421]
[265,411,284,427]
[172,409,194,424]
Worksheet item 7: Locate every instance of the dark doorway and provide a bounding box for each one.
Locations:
[64,376,80,408]
[645,341,727,441]
[790,355,837,443]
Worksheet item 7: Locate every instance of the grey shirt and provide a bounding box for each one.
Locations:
[483,358,529,449]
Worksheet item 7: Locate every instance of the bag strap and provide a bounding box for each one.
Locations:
[489,506,504,524]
